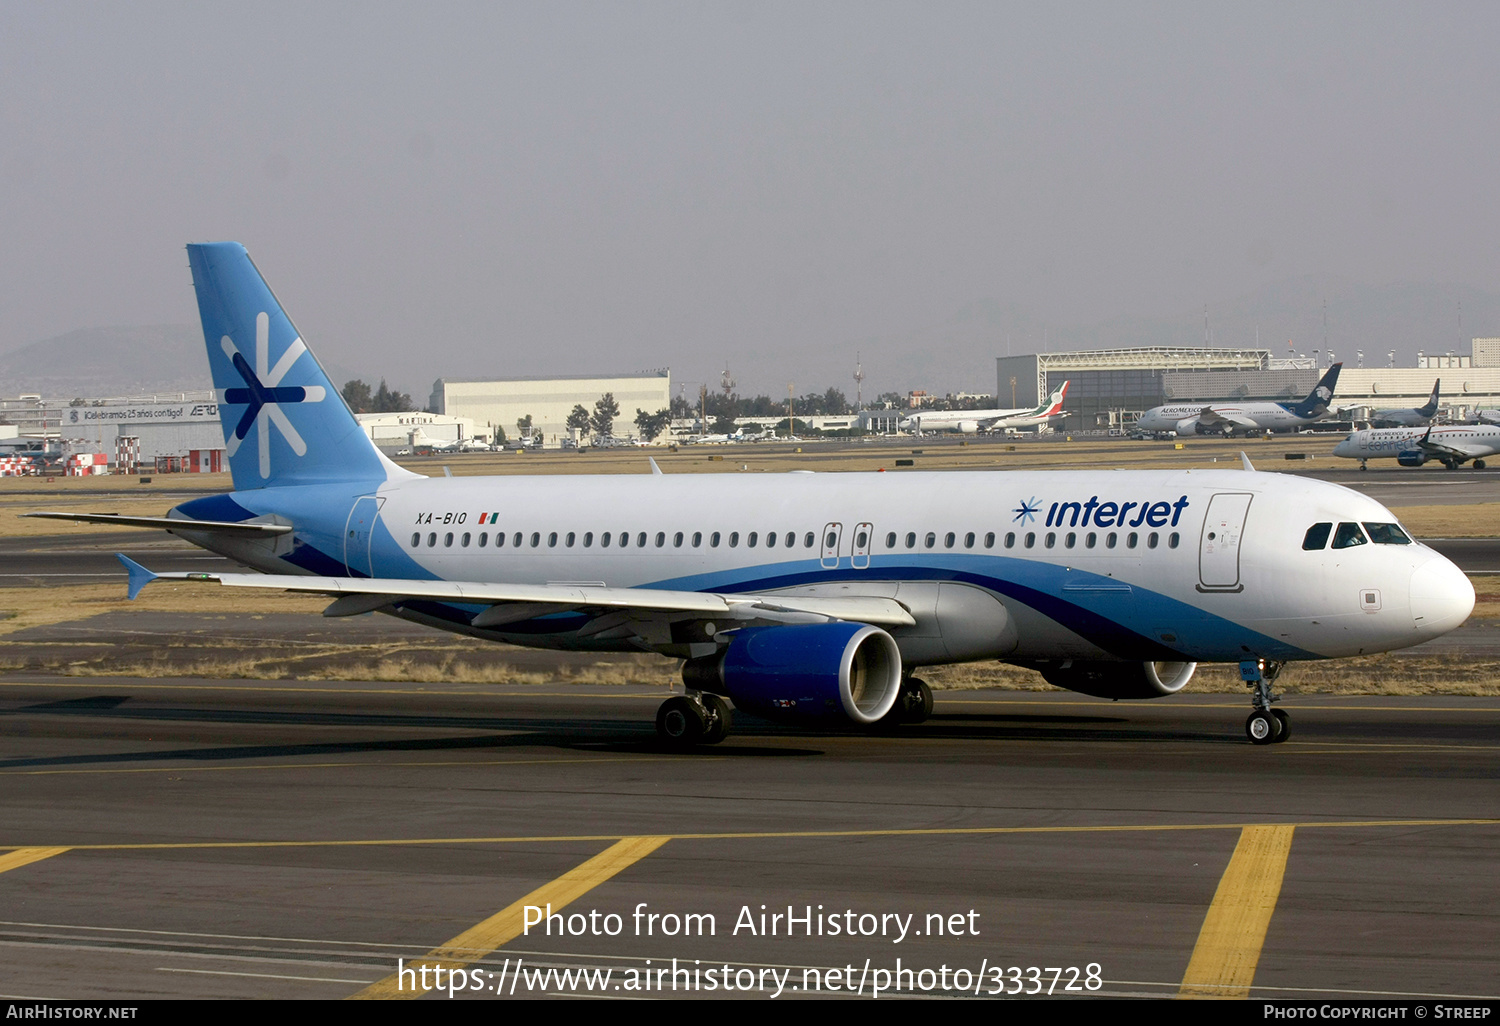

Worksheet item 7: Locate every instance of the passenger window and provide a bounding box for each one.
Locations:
[410,533,420,547]
[461,532,471,547]
[944,532,955,548]
[600,532,611,547]
[710,532,721,547]
[1303,523,1332,550]
[1332,522,1368,549]
[654,532,665,547]
[513,532,523,548]
[673,532,684,547]
[530,532,541,547]
[886,532,897,548]
[924,532,936,549]
[582,532,592,547]
[1004,532,1014,548]
[1045,532,1056,548]
[1148,532,1159,549]
[747,532,758,548]
[1127,532,1138,549]
[1065,532,1076,548]
[1363,523,1411,545]
[692,532,702,547]
[428,533,437,546]
[785,532,796,547]
[1106,532,1117,548]
[618,532,629,548]
[565,532,575,547]
[479,532,488,547]
[729,532,740,547]
[905,532,916,549]
[444,532,454,547]
[1168,532,1179,548]
[853,530,866,549]
[1085,532,1096,549]
[964,532,975,549]
[1024,532,1035,548]
[984,532,995,548]
[804,532,815,547]
[548,532,558,547]
[825,531,837,549]
[496,532,506,548]
[767,532,778,548]
[637,532,647,547]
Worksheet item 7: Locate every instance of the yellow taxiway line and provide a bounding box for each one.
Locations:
[1179,825,1296,999]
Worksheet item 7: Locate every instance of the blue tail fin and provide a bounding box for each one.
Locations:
[187,243,389,489]
[1291,362,1341,419]
[1418,379,1441,418]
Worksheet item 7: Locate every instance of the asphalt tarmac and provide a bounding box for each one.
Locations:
[0,680,1495,1001]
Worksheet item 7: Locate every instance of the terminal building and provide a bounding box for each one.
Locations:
[430,372,672,446]
[996,345,1500,430]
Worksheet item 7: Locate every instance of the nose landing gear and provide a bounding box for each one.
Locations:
[1241,658,1289,745]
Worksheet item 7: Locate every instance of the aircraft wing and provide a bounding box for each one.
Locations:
[1195,407,1259,430]
[1418,436,1492,460]
[116,555,917,629]
[23,512,293,535]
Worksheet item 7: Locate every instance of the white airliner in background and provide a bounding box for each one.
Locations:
[1370,379,1442,427]
[898,382,1070,435]
[26,246,1472,747]
[1333,423,1500,470]
[1135,364,1342,437]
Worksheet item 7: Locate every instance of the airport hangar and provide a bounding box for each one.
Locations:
[430,371,672,446]
[995,342,1500,430]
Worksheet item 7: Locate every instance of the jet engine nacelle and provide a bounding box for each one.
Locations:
[682,622,902,725]
[1397,450,1429,467]
[1174,417,1204,436]
[1039,660,1197,700]
[956,420,979,434]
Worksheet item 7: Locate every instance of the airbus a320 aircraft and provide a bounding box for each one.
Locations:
[898,382,1070,435]
[28,245,1473,746]
[1135,363,1342,437]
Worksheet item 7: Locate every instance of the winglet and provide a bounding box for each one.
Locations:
[648,457,663,476]
[115,554,158,600]
[1239,451,1255,472]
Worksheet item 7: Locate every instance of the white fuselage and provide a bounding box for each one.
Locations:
[219,468,1470,668]
[1333,425,1500,461]
[1135,403,1322,435]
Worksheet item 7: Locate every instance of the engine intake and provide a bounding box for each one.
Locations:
[1397,449,1428,467]
[1039,660,1196,699]
[683,623,902,725]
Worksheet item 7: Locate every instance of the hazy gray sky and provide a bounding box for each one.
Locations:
[3,2,1499,399]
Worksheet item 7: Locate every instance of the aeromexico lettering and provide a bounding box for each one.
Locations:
[1043,495,1190,529]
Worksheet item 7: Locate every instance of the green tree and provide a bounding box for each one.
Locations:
[590,392,621,437]
[566,404,592,435]
[516,414,534,439]
[342,379,373,413]
[634,407,672,442]
[372,380,414,413]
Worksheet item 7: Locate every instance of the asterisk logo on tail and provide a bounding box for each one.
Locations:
[220,311,326,478]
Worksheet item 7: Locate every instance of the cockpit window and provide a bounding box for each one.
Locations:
[1363,522,1412,545]
[1331,522,1368,549]
[1302,523,1332,550]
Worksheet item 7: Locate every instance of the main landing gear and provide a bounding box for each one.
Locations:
[876,675,933,729]
[656,692,731,748]
[1242,658,1290,745]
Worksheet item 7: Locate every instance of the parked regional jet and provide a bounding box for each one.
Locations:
[1370,379,1442,428]
[1333,423,1500,470]
[25,246,1472,747]
[898,382,1070,435]
[1135,364,1342,437]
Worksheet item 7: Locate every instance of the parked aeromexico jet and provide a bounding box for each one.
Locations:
[28,245,1474,746]
[1135,364,1343,437]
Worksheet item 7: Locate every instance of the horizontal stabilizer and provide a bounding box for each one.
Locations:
[23,512,292,535]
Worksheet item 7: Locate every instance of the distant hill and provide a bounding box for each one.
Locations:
[0,325,364,400]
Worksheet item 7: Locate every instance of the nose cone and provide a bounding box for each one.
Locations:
[1410,555,1474,637]
[1332,437,1354,457]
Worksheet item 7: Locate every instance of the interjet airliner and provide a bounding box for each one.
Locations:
[28,245,1474,746]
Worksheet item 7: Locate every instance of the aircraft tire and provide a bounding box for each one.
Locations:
[875,676,933,728]
[700,694,732,744]
[1477,460,1488,470]
[657,696,706,747]
[1271,709,1291,743]
[1246,710,1278,745]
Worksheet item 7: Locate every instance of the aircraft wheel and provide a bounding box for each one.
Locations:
[1476,460,1488,470]
[1445,461,1459,470]
[1271,709,1291,743]
[898,676,933,724]
[656,696,706,747]
[700,694,732,744]
[1246,710,1279,745]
